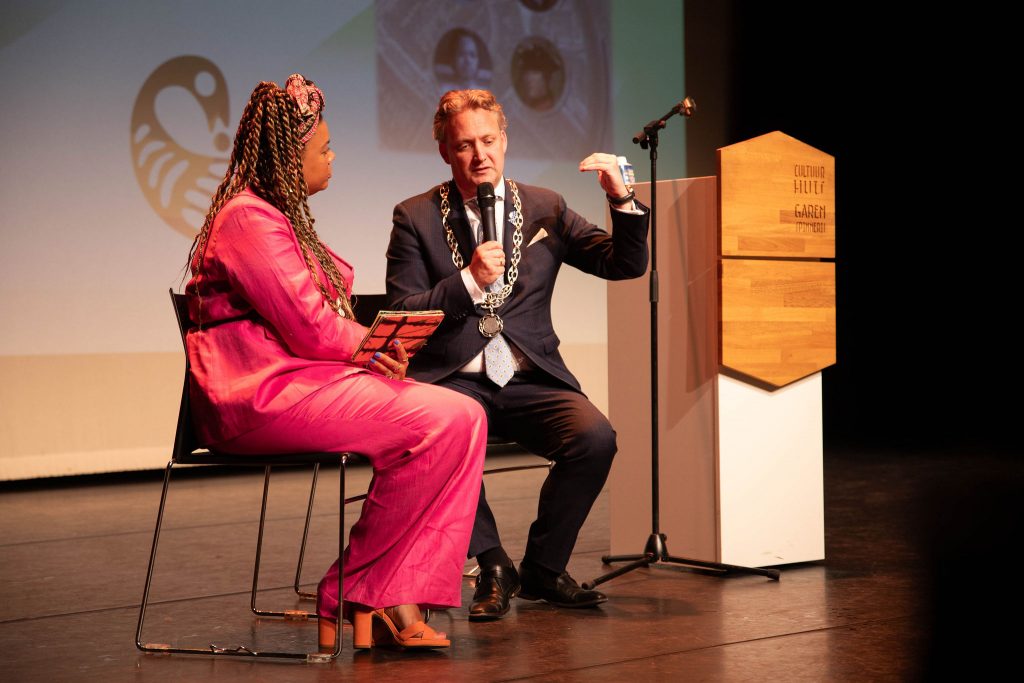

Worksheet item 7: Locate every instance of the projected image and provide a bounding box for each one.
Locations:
[519,0,559,12]
[512,37,564,112]
[376,0,611,159]
[434,28,493,95]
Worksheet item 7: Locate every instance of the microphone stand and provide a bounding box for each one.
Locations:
[583,97,780,590]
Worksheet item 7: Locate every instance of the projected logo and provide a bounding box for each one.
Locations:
[376,0,611,159]
[131,56,231,237]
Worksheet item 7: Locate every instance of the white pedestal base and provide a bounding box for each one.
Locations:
[718,373,824,566]
[606,177,824,568]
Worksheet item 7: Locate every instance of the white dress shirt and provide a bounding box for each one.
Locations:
[456,177,640,375]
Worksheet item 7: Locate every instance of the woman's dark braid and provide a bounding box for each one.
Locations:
[188,81,355,323]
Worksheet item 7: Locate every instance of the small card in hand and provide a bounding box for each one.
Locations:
[351,310,444,364]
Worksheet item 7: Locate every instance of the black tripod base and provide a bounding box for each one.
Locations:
[582,533,780,590]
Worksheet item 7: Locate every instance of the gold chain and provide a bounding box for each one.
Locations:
[439,180,523,311]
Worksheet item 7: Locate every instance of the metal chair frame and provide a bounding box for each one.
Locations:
[135,290,354,662]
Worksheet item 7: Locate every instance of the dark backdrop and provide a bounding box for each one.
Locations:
[686,3,1012,453]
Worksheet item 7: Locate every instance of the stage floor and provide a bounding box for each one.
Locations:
[1,445,1016,681]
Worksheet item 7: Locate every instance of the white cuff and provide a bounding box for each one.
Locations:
[611,201,642,215]
[461,267,487,304]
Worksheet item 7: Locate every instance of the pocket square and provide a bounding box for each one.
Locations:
[527,228,549,247]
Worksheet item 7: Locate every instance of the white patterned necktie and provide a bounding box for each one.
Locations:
[484,329,515,387]
[477,215,515,388]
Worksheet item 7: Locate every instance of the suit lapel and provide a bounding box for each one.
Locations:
[503,181,535,298]
[508,181,543,254]
[502,191,515,256]
[444,180,476,268]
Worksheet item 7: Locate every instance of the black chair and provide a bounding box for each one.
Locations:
[135,290,358,661]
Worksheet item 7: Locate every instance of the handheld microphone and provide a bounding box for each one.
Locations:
[477,182,498,244]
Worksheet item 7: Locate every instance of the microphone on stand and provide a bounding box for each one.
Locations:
[632,96,697,146]
[676,96,696,117]
[477,181,498,243]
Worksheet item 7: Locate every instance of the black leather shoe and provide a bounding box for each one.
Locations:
[469,564,520,621]
[518,562,607,608]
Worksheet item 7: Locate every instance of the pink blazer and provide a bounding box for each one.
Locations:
[185,189,368,445]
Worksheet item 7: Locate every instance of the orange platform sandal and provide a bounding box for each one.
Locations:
[317,598,354,651]
[350,607,450,650]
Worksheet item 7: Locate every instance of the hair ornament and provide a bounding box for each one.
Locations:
[285,73,325,144]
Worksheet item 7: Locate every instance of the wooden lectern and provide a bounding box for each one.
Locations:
[606,131,835,568]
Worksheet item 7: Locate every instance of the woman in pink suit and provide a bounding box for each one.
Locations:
[184,74,486,650]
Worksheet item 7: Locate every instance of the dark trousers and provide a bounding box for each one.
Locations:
[437,372,617,574]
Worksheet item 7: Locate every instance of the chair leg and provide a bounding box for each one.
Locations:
[459,458,554,579]
[482,459,555,476]
[308,456,348,662]
[217,460,338,660]
[137,460,336,662]
[250,466,269,614]
[135,461,174,653]
[293,464,320,600]
[252,466,315,619]
[316,456,346,659]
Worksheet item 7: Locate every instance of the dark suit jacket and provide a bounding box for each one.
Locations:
[385,180,650,390]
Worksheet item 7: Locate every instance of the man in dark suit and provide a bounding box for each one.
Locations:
[385,89,649,621]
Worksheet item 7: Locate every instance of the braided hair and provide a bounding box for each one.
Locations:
[187,77,355,323]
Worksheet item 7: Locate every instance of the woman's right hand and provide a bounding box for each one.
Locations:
[368,339,409,380]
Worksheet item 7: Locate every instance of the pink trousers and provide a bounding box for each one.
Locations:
[213,372,486,612]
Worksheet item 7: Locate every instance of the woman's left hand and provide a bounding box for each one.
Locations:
[369,339,409,380]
